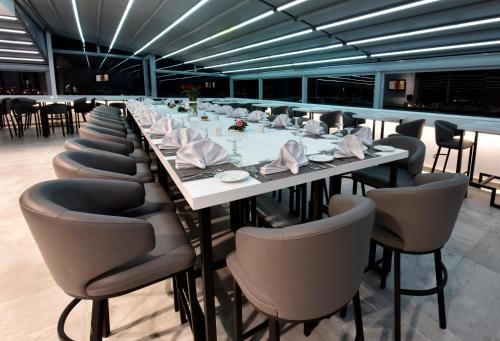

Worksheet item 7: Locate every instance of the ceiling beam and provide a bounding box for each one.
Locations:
[52,49,143,60]
[156,69,228,77]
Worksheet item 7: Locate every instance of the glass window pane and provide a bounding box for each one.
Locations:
[383,70,500,118]
[157,77,228,98]
[263,78,301,101]
[234,80,258,98]
[308,75,374,107]
[0,71,47,95]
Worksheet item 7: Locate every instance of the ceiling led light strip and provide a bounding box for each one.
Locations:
[317,0,441,30]
[371,40,500,58]
[0,56,44,62]
[133,0,211,56]
[0,28,25,34]
[71,0,90,68]
[184,0,439,65]
[349,17,500,46]
[0,48,38,54]
[0,39,33,45]
[161,0,310,59]
[0,15,17,21]
[222,55,367,73]
[204,43,342,69]
[100,0,135,69]
[186,29,312,64]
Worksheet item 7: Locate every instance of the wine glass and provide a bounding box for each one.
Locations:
[202,127,209,139]
[293,117,300,129]
[335,122,344,136]
[227,137,242,165]
[346,127,354,135]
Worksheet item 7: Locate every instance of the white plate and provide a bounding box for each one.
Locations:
[214,170,249,183]
[321,134,340,140]
[285,126,297,130]
[308,154,334,162]
[373,145,395,152]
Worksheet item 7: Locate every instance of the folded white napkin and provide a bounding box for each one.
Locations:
[142,98,154,104]
[175,140,229,169]
[303,120,325,135]
[164,98,176,107]
[126,99,141,114]
[260,140,308,175]
[231,108,249,118]
[149,117,182,135]
[221,105,233,115]
[213,104,224,114]
[160,128,203,149]
[248,110,267,121]
[334,134,367,159]
[272,114,292,127]
[354,127,373,146]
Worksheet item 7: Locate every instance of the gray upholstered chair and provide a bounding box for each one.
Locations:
[367,173,468,341]
[82,122,138,141]
[431,120,474,174]
[89,111,129,125]
[81,123,141,149]
[19,179,201,341]
[351,136,426,194]
[53,150,153,184]
[341,111,365,128]
[227,194,375,341]
[80,125,138,151]
[93,105,121,116]
[87,117,128,133]
[64,138,150,164]
[390,119,425,139]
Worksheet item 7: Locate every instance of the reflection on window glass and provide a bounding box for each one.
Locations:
[308,75,374,107]
[234,80,258,98]
[0,71,47,95]
[157,76,228,98]
[383,70,500,118]
[263,78,301,101]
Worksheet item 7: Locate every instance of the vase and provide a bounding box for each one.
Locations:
[188,100,198,117]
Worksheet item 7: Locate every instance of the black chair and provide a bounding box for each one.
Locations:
[73,97,95,127]
[12,98,40,137]
[390,119,425,139]
[109,102,126,115]
[341,112,365,128]
[0,98,17,138]
[431,120,474,174]
[40,104,69,137]
[319,111,341,132]
[352,136,426,194]
[271,106,289,116]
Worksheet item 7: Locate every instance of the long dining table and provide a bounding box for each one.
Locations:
[129,107,409,340]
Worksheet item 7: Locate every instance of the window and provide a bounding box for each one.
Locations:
[308,75,374,107]
[157,76,228,98]
[234,80,258,98]
[383,70,500,118]
[263,78,301,101]
[0,71,47,95]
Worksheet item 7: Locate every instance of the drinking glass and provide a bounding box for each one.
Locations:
[346,127,354,135]
[335,122,344,136]
[227,137,242,165]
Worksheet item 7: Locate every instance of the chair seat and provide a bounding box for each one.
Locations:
[226,252,277,317]
[86,207,194,298]
[144,182,173,205]
[351,165,414,188]
[371,223,404,250]
[438,138,474,149]
[130,148,151,163]
[136,163,154,183]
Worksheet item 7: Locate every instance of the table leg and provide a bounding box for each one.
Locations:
[381,121,385,139]
[41,113,50,137]
[456,131,464,173]
[469,132,479,182]
[199,207,217,341]
[329,175,342,197]
[310,180,323,220]
[372,120,376,140]
[389,162,398,187]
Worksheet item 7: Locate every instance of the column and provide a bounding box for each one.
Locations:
[258,78,263,100]
[143,58,149,96]
[301,76,308,103]
[373,71,385,109]
[229,78,234,97]
[148,55,157,98]
[45,32,57,96]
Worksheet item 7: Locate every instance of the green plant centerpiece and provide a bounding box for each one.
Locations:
[228,119,248,132]
[180,83,201,116]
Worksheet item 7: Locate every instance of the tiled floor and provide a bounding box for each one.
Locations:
[1,128,500,341]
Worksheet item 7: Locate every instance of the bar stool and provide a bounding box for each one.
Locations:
[390,119,425,139]
[431,120,474,174]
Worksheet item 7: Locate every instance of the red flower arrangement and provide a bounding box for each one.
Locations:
[180,83,201,101]
[228,119,248,132]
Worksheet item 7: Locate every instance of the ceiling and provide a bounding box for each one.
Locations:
[15,0,500,74]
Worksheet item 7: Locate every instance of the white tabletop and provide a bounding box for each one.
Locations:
[353,113,402,123]
[292,107,334,113]
[457,122,500,135]
[134,109,408,210]
[252,103,289,108]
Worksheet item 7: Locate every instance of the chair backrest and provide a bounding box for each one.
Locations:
[435,120,459,144]
[73,97,87,111]
[367,173,468,252]
[341,112,366,127]
[82,122,126,138]
[40,103,68,115]
[0,98,11,115]
[271,106,289,116]
[52,150,139,182]
[375,135,425,176]
[19,179,153,297]
[232,194,374,320]
[64,138,130,156]
[319,111,341,128]
[79,126,134,153]
[12,99,38,114]
[395,119,425,139]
